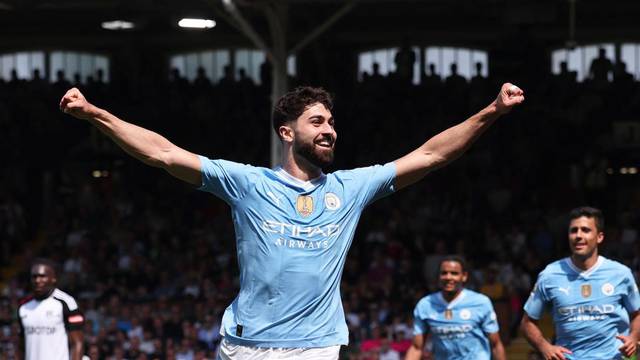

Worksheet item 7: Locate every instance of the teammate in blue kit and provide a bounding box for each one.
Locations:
[521,206,640,360]
[60,83,524,359]
[405,256,506,360]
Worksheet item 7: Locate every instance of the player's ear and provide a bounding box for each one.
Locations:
[462,272,468,283]
[279,124,294,143]
[597,231,604,245]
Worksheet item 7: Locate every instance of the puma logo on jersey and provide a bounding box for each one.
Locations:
[557,286,570,295]
[266,191,281,206]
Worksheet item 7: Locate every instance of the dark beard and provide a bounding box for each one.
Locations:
[294,139,334,169]
[33,288,54,300]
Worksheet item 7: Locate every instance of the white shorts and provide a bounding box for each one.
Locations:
[217,337,341,360]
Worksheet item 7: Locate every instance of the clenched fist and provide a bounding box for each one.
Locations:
[495,82,525,115]
[59,88,99,120]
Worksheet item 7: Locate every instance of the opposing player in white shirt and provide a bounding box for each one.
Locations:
[60,83,524,359]
[18,259,85,360]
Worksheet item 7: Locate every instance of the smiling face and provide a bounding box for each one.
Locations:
[568,216,603,260]
[439,260,467,295]
[284,102,337,169]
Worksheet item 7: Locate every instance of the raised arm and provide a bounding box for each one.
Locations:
[520,313,572,360]
[393,83,524,190]
[59,88,202,185]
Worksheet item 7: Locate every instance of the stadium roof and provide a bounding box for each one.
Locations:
[1,0,639,52]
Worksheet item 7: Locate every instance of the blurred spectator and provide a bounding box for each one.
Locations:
[196,314,220,351]
[589,48,613,86]
[379,336,400,360]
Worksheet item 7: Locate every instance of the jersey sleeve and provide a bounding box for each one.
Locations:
[412,304,429,336]
[523,272,549,320]
[344,162,396,208]
[17,306,25,337]
[198,156,255,204]
[481,299,500,334]
[61,298,85,332]
[621,268,640,313]
[16,296,32,337]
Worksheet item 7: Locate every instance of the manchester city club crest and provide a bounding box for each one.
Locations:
[296,195,314,217]
[601,283,614,296]
[324,192,341,210]
[444,309,453,320]
[581,284,592,298]
[460,309,471,320]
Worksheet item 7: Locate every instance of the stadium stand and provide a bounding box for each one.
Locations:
[1,1,640,359]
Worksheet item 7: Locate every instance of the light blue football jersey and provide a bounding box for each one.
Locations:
[524,256,640,360]
[198,156,396,348]
[412,289,499,360]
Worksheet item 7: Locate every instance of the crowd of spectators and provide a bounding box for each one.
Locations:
[1,49,639,359]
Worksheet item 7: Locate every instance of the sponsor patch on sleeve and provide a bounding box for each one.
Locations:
[68,314,84,323]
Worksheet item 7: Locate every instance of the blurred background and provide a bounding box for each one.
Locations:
[1,0,639,359]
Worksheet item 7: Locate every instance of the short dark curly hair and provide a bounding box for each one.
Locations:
[440,255,468,273]
[272,86,333,139]
[31,258,60,276]
[569,206,604,232]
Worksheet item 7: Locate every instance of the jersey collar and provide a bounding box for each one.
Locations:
[438,288,467,309]
[565,256,604,278]
[273,166,326,191]
[33,288,56,301]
